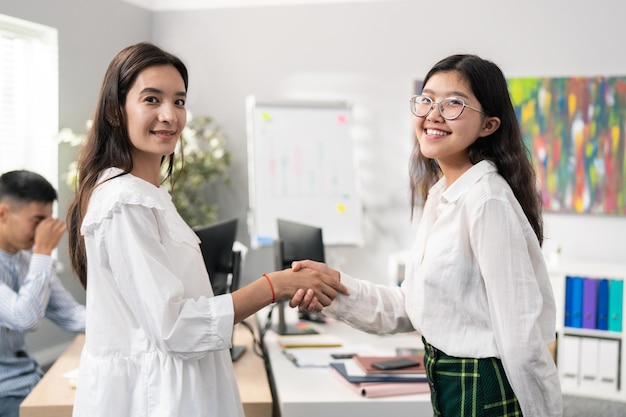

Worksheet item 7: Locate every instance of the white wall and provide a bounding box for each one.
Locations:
[152,0,626,285]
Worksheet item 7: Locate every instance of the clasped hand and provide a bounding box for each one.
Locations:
[286,260,345,312]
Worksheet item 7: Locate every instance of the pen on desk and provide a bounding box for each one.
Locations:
[283,350,297,365]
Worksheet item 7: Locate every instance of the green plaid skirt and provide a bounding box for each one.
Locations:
[422,337,522,417]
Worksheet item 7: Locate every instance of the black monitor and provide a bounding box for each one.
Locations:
[274,219,326,335]
[195,218,239,296]
[276,219,325,268]
[194,218,245,360]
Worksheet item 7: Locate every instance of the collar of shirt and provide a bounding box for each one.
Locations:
[0,248,18,263]
[440,160,497,204]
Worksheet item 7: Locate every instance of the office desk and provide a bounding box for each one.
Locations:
[260,309,433,417]
[20,334,84,417]
[20,322,271,417]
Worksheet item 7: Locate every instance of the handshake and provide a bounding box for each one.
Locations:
[276,260,349,313]
[234,260,349,323]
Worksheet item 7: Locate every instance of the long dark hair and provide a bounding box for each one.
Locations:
[409,54,543,244]
[67,42,189,289]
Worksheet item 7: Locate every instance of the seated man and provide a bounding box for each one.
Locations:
[0,170,85,417]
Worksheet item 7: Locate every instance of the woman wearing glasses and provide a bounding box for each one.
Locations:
[294,54,562,416]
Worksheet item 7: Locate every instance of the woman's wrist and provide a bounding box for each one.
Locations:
[265,270,291,302]
[263,273,276,303]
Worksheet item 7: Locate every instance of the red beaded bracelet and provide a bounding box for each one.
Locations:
[263,273,275,304]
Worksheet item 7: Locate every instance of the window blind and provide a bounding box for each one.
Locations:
[0,14,58,187]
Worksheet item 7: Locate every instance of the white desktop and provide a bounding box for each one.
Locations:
[258,307,433,417]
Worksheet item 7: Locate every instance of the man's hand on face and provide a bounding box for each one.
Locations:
[33,218,66,255]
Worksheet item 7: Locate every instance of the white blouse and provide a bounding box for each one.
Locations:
[324,160,562,417]
[72,168,244,417]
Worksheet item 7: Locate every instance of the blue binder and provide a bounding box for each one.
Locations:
[582,278,598,329]
[570,277,584,328]
[608,279,623,332]
[597,279,609,330]
[564,276,574,327]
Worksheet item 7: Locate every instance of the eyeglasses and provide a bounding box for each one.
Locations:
[409,95,485,121]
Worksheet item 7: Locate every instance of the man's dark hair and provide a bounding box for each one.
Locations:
[0,170,57,204]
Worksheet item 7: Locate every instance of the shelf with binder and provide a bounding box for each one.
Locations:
[548,261,625,402]
[561,327,622,340]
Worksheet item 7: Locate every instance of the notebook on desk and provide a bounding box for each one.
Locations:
[330,362,428,383]
[277,334,342,348]
[353,355,425,375]
[331,365,430,398]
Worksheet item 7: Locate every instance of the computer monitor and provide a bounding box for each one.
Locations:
[276,219,325,267]
[195,218,239,296]
[275,219,326,335]
[194,218,245,360]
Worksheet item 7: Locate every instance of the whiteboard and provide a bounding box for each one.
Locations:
[246,96,362,248]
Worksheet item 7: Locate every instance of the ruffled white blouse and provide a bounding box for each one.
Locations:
[72,168,244,417]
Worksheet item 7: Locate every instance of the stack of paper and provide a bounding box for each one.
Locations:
[62,368,79,389]
[283,348,346,367]
[282,345,381,367]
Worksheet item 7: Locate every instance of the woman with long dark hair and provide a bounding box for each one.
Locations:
[67,42,346,417]
[295,54,562,416]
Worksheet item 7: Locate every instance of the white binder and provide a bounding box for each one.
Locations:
[598,339,620,392]
[579,337,599,389]
[559,335,581,389]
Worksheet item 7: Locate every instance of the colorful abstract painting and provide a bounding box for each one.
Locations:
[508,76,626,215]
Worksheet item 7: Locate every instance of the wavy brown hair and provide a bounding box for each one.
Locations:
[409,54,543,244]
[67,42,189,289]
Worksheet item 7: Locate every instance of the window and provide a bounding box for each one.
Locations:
[0,14,58,188]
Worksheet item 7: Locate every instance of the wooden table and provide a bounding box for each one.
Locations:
[20,323,272,417]
[20,334,84,417]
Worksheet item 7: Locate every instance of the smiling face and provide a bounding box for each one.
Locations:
[413,70,500,183]
[0,200,52,254]
[124,64,187,183]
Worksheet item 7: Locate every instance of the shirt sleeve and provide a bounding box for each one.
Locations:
[0,255,53,331]
[470,198,562,417]
[95,202,233,359]
[323,273,415,334]
[44,276,86,333]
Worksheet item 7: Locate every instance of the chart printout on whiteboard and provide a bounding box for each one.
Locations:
[246,98,362,248]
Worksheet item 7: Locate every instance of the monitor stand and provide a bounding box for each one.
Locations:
[274,301,319,335]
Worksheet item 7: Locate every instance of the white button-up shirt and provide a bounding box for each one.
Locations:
[73,168,244,417]
[324,160,562,417]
